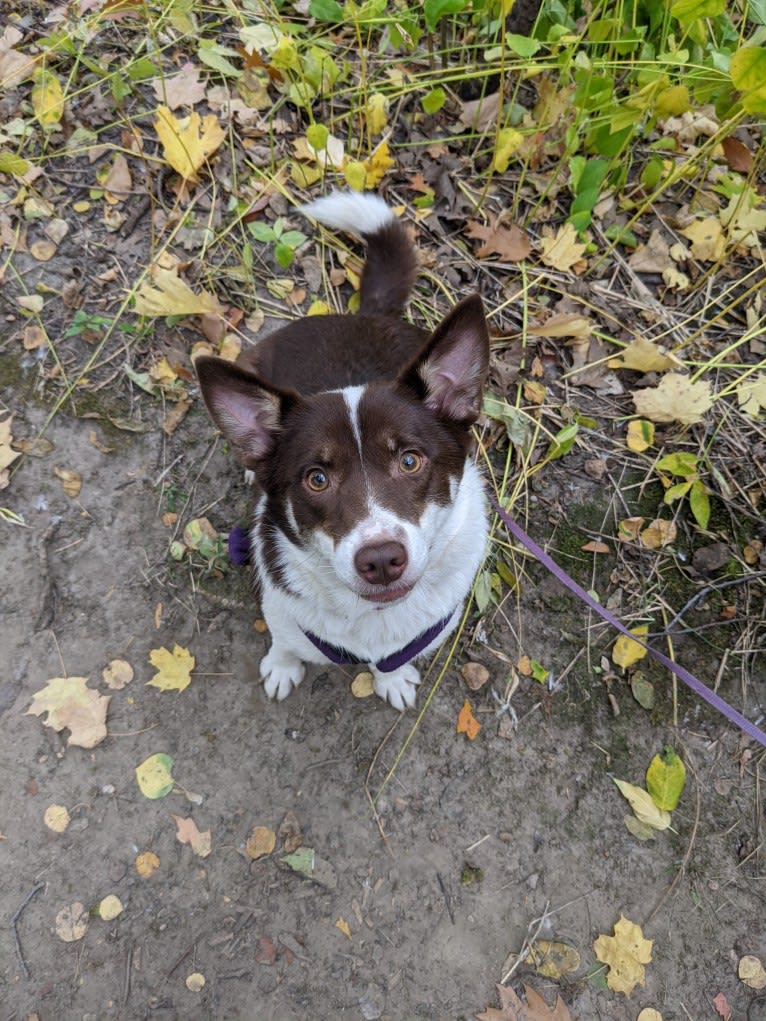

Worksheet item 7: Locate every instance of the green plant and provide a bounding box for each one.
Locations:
[655,451,711,529]
[247,217,308,269]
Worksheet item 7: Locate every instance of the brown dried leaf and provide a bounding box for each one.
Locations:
[631,373,713,425]
[171,814,212,857]
[465,219,531,262]
[246,825,276,860]
[461,662,490,691]
[26,676,110,748]
[152,61,207,110]
[475,983,572,1021]
[721,136,753,173]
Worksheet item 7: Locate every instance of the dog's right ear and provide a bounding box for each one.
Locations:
[195,356,292,468]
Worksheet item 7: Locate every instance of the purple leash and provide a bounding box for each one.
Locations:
[489,494,766,749]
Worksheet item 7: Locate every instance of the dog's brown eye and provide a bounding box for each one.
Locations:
[305,468,329,492]
[399,451,422,474]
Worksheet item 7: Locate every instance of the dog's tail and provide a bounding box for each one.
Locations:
[299,191,417,319]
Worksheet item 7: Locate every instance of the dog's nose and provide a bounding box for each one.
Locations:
[354,541,407,586]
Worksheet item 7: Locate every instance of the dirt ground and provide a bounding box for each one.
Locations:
[2,327,765,1021]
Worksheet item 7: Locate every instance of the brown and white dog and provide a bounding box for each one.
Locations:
[195,191,489,709]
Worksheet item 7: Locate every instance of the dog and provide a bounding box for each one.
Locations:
[195,191,490,710]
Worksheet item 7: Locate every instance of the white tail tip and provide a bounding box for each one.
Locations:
[299,190,394,237]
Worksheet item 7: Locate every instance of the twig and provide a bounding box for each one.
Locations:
[122,943,133,1008]
[11,881,45,978]
[436,873,455,925]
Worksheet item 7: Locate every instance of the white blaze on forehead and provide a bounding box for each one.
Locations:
[339,384,366,458]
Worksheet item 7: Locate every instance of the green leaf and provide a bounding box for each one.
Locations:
[646,745,686,811]
[424,0,468,32]
[0,153,31,175]
[689,479,710,529]
[656,451,698,477]
[473,570,492,613]
[198,42,242,78]
[630,672,655,710]
[670,0,725,23]
[280,230,307,248]
[505,34,542,57]
[730,47,766,115]
[663,480,692,505]
[248,221,276,243]
[309,0,343,19]
[281,847,315,876]
[274,242,295,268]
[530,660,549,683]
[422,87,446,114]
[545,422,579,461]
[306,123,329,151]
[135,753,175,800]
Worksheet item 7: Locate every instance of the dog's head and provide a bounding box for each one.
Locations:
[196,295,489,603]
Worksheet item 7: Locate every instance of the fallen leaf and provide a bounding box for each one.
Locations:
[737,373,766,418]
[631,373,713,425]
[55,902,88,942]
[172,815,212,857]
[135,753,175,799]
[617,516,644,541]
[32,68,64,127]
[53,466,82,497]
[640,518,677,549]
[626,419,654,452]
[458,91,501,132]
[246,825,276,860]
[646,745,686,811]
[146,644,195,693]
[624,814,657,841]
[739,954,766,989]
[335,917,352,940]
[162,395,192,435]
[721,136,752,173]
[461,662,490,691]
[365,92,388,134]
[30,239,57,261]
[351,671,374,697]
[523,940,581,979]
[612,625,649,669]
[26,677,110,748]
[361,140,395,188]
[102,153,132,203]
[608,337,681,373]
[517,655,532,676]
[593,915,653,996]
[465,219,531,261]
[154,105,226,182]
[281,847,337,889]
[628,229,672,273]
[475,982,572,1020]
[102,658,134,690]
[637,1010,663,1021]
[134,266,224,318]
[98,894,123,920]
[613,779,671,830]
[538,223,586,272]
[680,218,726,262]
[630,672,655,710]
[713,991,732,1020]
[135,850,160,877]
[277,810,303,853]
[151,62,207,110]
[581,540,610,554]
[255,936,277,964]
[457,699,481,740]
[528,313,591,339]
[0,414,21,488]
[44,804,70,833]
[186,972,205,992]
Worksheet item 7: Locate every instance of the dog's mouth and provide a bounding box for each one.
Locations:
[360,585,412,605]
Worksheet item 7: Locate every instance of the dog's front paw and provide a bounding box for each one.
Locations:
[260,649,305,701]
[373,664,421,711]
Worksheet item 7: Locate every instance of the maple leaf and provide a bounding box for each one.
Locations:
[457,699,481,740]
[640,518,677,549]
[475,983,572,1021]
[593,915,653,995]
[147,644,195,693]
[737,373,766,418]
[680,218,726,262]
[151,62,206,110]
[154,104,226,182]
[134,266,224,318]
[172,814,212,857]
[612,625,649,669]
[362,140,395,188]
[465,219,531,261]
[631,373,713,425]
[26,676,110,748]
[0,413,21,488]
[538,224,586,272]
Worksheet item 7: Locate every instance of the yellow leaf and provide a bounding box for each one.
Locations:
[637,1009,664,1021]
[528,313,591,339]
[53,466,82,498]
[32,68,64,126]
[335,917,352,940]
[631,373,713,425]
[98,895,123,920]
[343,160,367,192]
[365,92,389,135]
[492,127,523,174]
[351,671,375,698]
[102,658,134,690]
[655,83,689,118]
[44,804,71,833]
[680,218,726,262]
[612,625,649,668]
[737,373,766,418]
[135,753,175,799]
[362,140,395,188]
[147,644,195,693]
[135,850,160,877]
[539,223,586,272]
[626,419,654,452]
[26,677,110,749]
[523,939,581,979]
[646,746,686,811]
[134,267,224,318]
[186,972,206,992]
[613,779,671,830]
[608,336,681,373]
[456,699,481,740]
[640,518,677,549]
[172,815,212,857]
[246,825,276,860]
[307,299,332,316]
[739,954,766,990]
[153,105,226,182]
[593,915,653,996]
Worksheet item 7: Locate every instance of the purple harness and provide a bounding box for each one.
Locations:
[303,612,455,674]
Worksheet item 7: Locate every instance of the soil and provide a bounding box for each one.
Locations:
[1,341,765,1021]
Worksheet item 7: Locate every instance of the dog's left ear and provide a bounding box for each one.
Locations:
[400,294,489,424]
